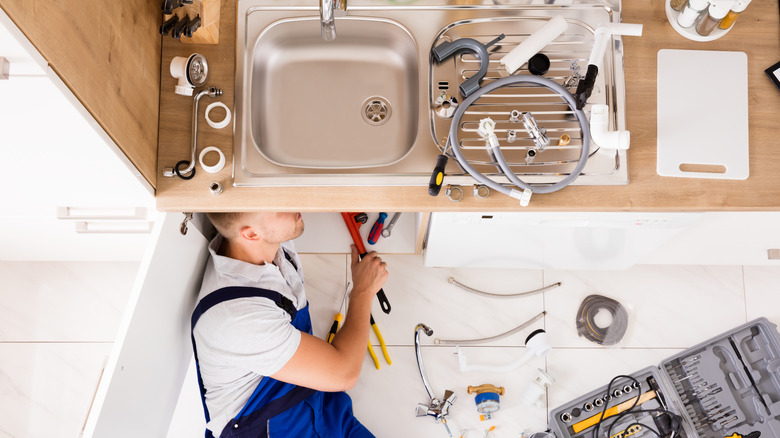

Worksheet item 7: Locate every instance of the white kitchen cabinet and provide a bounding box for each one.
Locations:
[82,212,211,438]
[0,9,154,261]
[294,212,424,254]
[424,212,780,270]
[641,212,780,266]
[424,212,704,270]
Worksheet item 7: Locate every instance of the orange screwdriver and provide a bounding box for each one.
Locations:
[327,283,350,344]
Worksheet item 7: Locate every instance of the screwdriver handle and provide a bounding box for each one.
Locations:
[368,213,388,245]
[428,154,448,196]
[326,313,343,344]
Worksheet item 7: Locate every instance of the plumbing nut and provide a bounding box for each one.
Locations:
[594,398,604,407]
[507,130,517,143]
[209,181,223,195]
[560,412,572,423]
[613,389,623,397]
[583,402,594,412]
[623,384,632,394]
[509,109,521,122]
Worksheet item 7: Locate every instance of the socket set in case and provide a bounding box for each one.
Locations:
[549,318,780,438]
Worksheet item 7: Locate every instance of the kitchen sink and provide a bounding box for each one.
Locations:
[234,1,627,187]
[250,17,418,169]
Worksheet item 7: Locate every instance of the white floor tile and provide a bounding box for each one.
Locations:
[349,345,549,438]
[744,266,780,326]
[346,254,547,347]
[0,262,138,341]
[544,265,747,349]
[0,343,111,438]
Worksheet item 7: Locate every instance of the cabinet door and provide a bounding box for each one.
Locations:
[81,213,211,438]
[424,212,703,270]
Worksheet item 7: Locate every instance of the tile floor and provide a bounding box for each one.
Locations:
[2,258,779,438]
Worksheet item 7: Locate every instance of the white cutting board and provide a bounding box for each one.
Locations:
[657,49,749,179]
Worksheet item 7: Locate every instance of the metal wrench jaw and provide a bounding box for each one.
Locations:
[381,212,402,238]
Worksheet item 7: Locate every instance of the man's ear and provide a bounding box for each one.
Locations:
[239,226,260,241]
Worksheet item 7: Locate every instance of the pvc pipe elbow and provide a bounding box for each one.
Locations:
[590,104,630,150]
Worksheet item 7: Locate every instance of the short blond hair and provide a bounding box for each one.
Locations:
[206,212,250,239]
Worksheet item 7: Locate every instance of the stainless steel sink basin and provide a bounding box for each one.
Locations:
[250,17,418,169]
[235,1,627,187]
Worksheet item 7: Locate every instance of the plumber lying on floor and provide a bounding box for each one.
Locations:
[191,212,387,437]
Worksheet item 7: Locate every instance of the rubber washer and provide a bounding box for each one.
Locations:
[528,53,551,76]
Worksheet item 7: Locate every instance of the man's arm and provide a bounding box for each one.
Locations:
[270,246,387,391]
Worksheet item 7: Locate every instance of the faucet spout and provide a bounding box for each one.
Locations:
[319,0,347,41]
[414,323,457,437]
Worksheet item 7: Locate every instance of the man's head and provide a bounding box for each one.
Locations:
[207,212,304,244]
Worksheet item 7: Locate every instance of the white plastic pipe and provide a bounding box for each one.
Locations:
[500,16,568,75]
[456,331,551,373]
[590,104,629,150]
[588,23,643,70]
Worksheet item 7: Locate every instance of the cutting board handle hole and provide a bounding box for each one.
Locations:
[679,163,727,174]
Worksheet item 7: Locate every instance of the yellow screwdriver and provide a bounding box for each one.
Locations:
[327,283,350,344]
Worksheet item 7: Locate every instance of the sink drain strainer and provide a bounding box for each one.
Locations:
[362,96,391,126]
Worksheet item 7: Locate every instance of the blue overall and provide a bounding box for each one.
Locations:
[191,284,374,438]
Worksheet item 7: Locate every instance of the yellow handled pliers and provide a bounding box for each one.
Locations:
[368,314,391,369]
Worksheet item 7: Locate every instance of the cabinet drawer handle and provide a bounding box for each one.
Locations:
[74,221,154,234]
[57,206,147,220]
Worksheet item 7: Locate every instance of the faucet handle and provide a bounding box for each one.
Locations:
[444,390,457,404]
[415,403,432,417]
[441,390,457,416]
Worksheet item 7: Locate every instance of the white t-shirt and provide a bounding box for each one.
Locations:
[192,235,306,436]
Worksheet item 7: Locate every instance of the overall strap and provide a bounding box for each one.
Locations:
[191,286,297,438]
[192,286,297,328]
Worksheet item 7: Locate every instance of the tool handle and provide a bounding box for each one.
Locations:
[368,213,388,245]
[372,323,392,365]
[326,313,343,344]
[428,154,448,196]
[367,343,380,369]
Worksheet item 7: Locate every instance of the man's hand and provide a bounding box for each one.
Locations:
[349,245,388,299]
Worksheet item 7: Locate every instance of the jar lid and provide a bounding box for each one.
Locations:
[708,1,732,19]
[688,0,710,10]
[731,0,752,13]
[528,53,550,76]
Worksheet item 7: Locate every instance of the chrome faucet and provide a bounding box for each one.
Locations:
[415,324,457,437]
[319,0,347,41]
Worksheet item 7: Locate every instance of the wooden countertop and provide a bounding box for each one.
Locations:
[156,0,780,212]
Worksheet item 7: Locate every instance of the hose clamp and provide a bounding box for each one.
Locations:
[445,185,463,202]
[473,184,490,199]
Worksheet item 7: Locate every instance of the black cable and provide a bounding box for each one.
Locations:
[174,160,196,180]
[576,294,629,345]
[592,375,683,438]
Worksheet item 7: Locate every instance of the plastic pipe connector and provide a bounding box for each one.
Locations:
[500,16,568,75]
[590,104,629,150]
[432,35,504,97]
[588,23,643,71]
